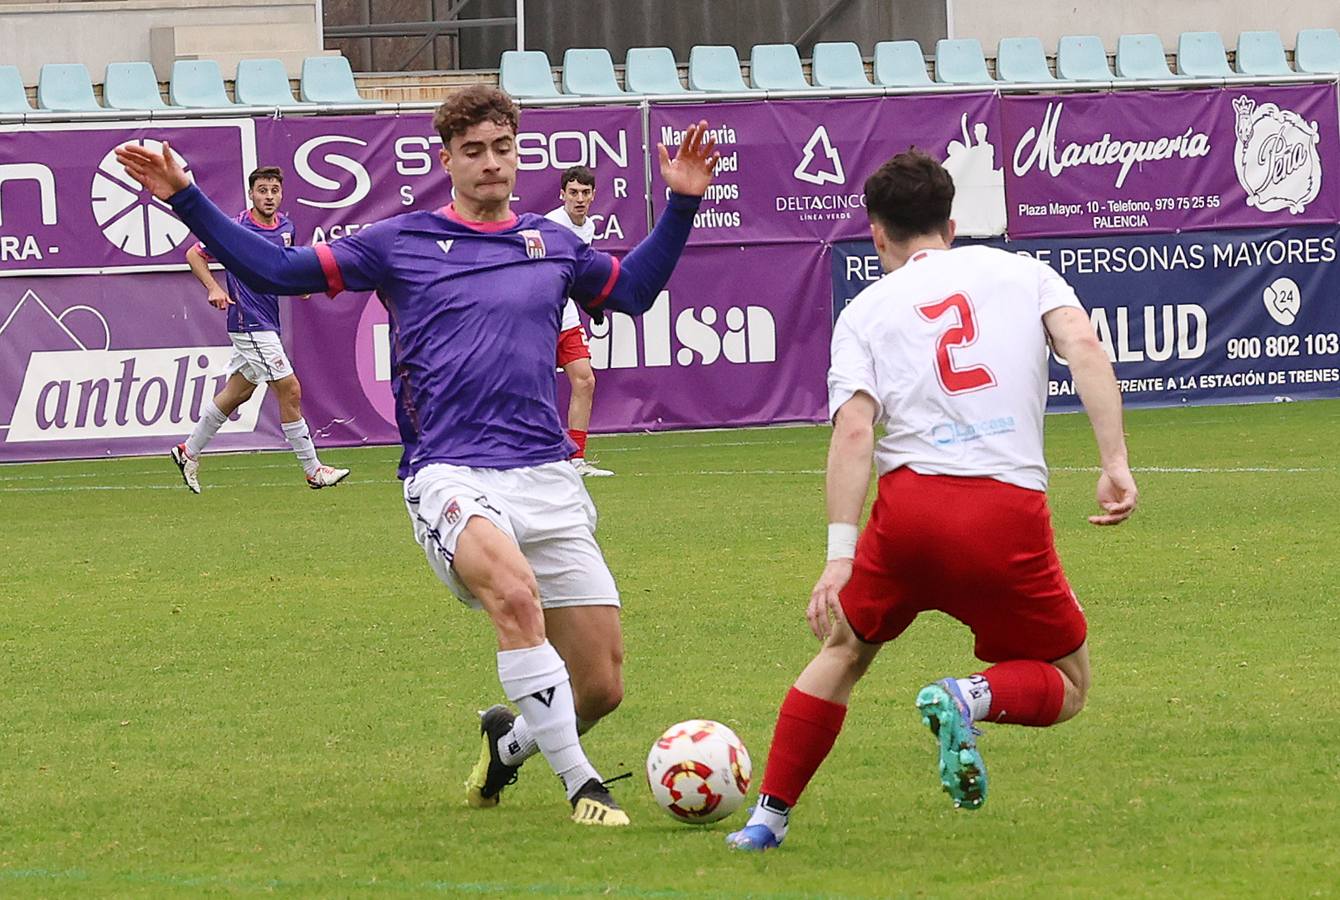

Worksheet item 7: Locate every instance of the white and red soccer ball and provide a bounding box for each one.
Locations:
[646,719,752,824]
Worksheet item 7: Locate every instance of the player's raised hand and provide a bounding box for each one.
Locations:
[115,140,190,201]
[807,559,852,642]
[1090,465,1138,526]
[658,120,721,197]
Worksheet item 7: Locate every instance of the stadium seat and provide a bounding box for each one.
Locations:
[1234,31,1292,75]
[811,42,871,88]
[1177,31,1232,77]
[625,47,698,93]
[688,45,756,92]
[749,43,812,90]
[236,58,310,107]
[561,48,627,95]
[997,37,1056,82]
[37,63,102,111]
[300,55,371,103]
[499,49,560,98]
[934,39,996,84]
[0,65,34,113]
[872,40,932,86]
[103,62,169,110]
[1115,33,1184,79]
[1295,28,1340,74]
[1057,35,1114,80]
[170,60,236,107]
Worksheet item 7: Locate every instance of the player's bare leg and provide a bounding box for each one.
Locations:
[544,604,624,726]
[269,374,348,489]
[172,372,255,493]
[729,612,881,851]
[563,359,611,477]
[455,518,626,824]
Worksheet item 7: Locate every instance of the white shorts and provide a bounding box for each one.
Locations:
[227,331,294,384]
[403,460,620,610]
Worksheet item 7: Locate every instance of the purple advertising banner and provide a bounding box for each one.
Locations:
[648,94,1006,244]
[254,107,648,252]
[0,119,257,274]
[0,273,286,462]
[1002,84,1340,237]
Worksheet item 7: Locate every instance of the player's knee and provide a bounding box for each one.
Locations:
[572,368,595,396]
[1055,676,1089,723]
[823,637,875,680]
[489,578,544,641]
[580,677,623,721]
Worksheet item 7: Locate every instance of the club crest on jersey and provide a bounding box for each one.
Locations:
[520,229,547,259]
[282,232,293,247]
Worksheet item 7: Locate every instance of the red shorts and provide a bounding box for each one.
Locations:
[838,467,1086,662]
[556,326,590,367]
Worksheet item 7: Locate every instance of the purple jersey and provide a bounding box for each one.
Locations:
[316,205,618,473]
[195,210,296,334]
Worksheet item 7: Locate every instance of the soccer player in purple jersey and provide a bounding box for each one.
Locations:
[117,85,721,827]
[175,165,350,494]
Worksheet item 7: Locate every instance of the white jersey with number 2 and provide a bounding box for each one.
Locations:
[828,245,1084,492]
[545,206,597,331]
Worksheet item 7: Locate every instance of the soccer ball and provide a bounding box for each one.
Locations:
[646,719,752,824]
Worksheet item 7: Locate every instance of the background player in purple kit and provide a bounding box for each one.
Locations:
[116,85,721,827]
[175,165,350,493]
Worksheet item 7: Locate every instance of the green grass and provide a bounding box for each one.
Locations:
[2,400,1338,898]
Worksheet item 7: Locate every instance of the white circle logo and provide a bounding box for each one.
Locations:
[1263,276,1301,327]
[91,140,193,258]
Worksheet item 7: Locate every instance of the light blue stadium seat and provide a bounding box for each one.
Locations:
[872,40,931,86]
[934,38,996,84]
[997,37,1056,82]
[236,59,310,106]
[103,62,168,110]
[37,63,102,111]
[1177,31,1232,77]
[625,47,698,93]
[170,60,235,107]
[300,55,370,103]
[1057,35,1113,80]
[1234,31,1292,75]
[0,65,34,113]
[1116,33,1184,79]
[811,41,871,87]
[688,45,755,92]
[561,48,627,95]
[1295,28,1340,74]
[749,43,812,90]
[499,49,560,98]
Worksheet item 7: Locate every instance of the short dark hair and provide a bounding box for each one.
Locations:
[433,84,520,145]
[559,165,596,191]
[248,166,284,189]
[863,148,955,241]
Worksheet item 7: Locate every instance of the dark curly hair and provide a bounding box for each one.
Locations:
[863,148,955,241]
[433,85,520,145]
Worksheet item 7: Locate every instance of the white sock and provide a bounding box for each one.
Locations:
[282,418,320,477]
[497,642,599,799]
[500,713,595,766]
[746,793,791,837]
[955,674,992,722]
[185,400,228,458]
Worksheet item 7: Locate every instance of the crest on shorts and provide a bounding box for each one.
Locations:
[1232,96,1323,214]
[443,498,462,526]
[520,229,547,259]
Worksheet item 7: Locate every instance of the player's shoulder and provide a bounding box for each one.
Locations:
[542,206,567,224]
[950,243,1049,276]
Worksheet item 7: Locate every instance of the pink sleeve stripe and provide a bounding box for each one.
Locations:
[313,243,344,296]
[591,255,620,308]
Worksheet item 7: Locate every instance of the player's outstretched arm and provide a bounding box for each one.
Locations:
[591,122,721,317]
[116,141,327,297]
[1045,305,1138,526]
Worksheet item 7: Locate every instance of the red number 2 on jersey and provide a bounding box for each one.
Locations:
[914,292,997,395]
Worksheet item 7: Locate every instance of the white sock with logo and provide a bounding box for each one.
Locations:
[955,674,993,722]
[282,418,320,477]
[497,642,599,799]
[499,713,595,766]
[185,400,228,458]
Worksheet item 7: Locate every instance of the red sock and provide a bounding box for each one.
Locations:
[758,687,847,807]
[981,660,1065,726]
[567,428,587,459]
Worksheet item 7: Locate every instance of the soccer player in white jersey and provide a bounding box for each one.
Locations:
[544,165,613,477]
[116,85,721,827]
[728,149,1138,852]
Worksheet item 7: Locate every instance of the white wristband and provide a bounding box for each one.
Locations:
[826,523,859,561]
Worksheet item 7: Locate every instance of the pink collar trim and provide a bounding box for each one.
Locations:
[441,203,518,232]
[248,209,281,229]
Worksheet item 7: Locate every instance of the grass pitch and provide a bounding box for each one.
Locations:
[2,400,1338,898]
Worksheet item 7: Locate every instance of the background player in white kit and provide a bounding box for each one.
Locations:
[728,149,1138,852]
[545,166,613,477]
